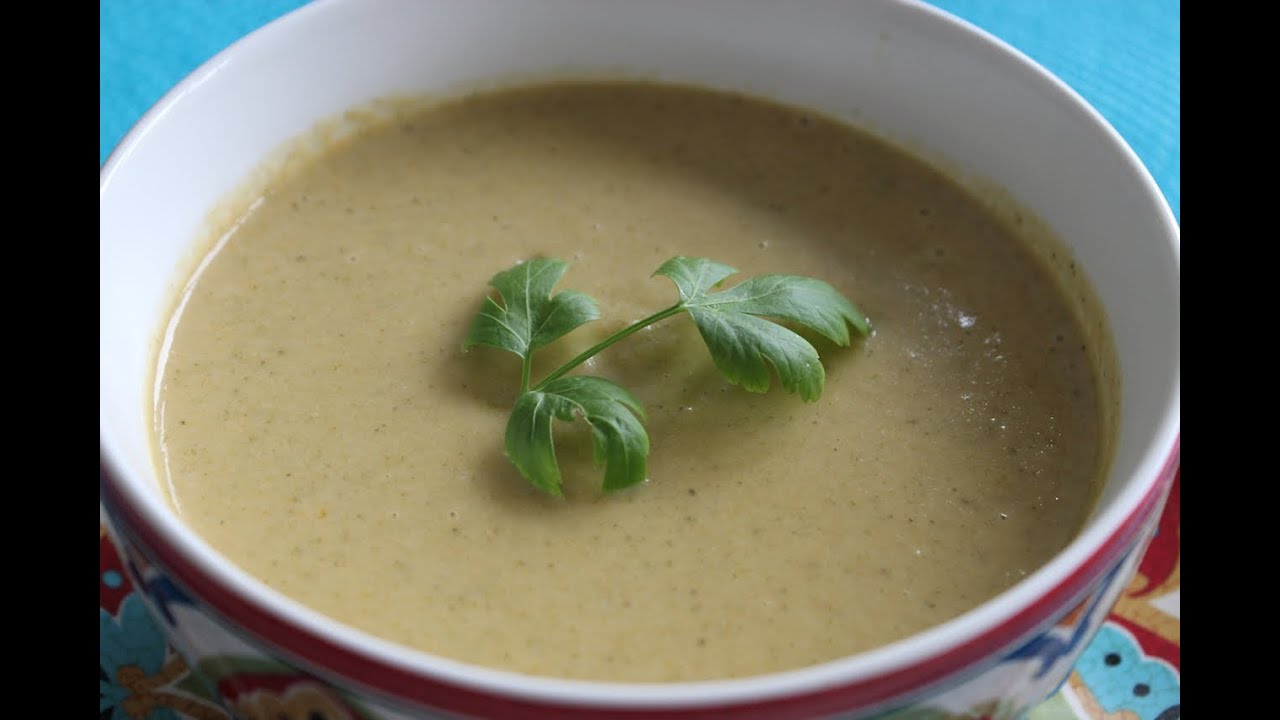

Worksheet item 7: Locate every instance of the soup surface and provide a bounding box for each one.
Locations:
[153,81,1112,682]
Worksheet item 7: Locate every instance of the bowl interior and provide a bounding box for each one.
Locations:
[100,0,1179,699]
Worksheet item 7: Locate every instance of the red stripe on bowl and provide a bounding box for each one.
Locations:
[99,438,1178,719]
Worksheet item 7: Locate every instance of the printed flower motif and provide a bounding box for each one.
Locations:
[100,594,228,720]
[210,669,373,720]
[101,595,176,720]
[233,683,355,720]
[1071,624,1179,719]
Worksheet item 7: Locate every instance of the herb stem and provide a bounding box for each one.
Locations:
[533,303,684,390]
[521,354,533,393]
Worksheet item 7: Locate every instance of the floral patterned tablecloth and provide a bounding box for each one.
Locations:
[99,472,1179,720]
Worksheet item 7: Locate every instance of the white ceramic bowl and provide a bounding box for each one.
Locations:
[100,1,1180,717]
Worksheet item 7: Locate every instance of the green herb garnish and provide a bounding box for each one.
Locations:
[463,256,870,496]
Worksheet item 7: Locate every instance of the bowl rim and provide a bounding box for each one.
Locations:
[100,0,1181,715]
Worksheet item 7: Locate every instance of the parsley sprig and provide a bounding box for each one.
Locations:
[463,256,870,496]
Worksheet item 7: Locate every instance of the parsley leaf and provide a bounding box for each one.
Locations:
[655,256,869,401]
[465,255,869,495]
[507,376,649,496]
[462,258,599,381]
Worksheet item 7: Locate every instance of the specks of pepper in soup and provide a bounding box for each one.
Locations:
[153,80,1114,683]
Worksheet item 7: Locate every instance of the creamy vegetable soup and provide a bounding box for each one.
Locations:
[152,81,1115,682]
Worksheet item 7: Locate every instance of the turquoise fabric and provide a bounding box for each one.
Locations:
[99,1,1179,221]
[929,0,1179,220]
